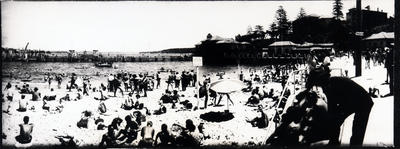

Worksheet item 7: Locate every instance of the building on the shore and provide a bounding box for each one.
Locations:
[363,32,394,50]
[195,34,259,65]
[346,7,388,33]
[264,41,298,57]
[262,41,334,63]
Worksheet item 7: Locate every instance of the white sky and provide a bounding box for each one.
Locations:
[1,0,394,52]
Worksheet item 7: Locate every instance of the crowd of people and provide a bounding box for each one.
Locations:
[2,46,395,147]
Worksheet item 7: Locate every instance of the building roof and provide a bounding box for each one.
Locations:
[269,41,298,47]
[216,38,239,44]
[364,32,394,40]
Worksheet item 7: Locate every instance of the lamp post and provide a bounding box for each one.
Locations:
[393,0,400,147]
[355,0,362,77]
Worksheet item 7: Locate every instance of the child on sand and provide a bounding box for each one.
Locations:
[15,116,34,144]
[18,95,28,112]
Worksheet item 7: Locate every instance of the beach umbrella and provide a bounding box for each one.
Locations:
[209,79,245,94]
[209,79,245,111]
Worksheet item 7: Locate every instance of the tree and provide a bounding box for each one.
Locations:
[254,25,264,33]
[297,7,307,19]
[247,25,253,34]
[272,6,291,40]
[333,0,344,20]
[254,25,266,40]
[268,22,279,40]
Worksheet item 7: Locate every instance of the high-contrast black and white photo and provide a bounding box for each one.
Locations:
[1,0,398,148]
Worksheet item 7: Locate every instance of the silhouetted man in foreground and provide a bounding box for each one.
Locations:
[304,66,374,146]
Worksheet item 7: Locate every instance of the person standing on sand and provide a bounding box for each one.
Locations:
[175,72,181,90]
[113,76,124,97]
[47,73,53,89]
[83,79,89,96]
[384,47,393,97]
[156,72,161,89]
[56,74,62,89]
[166,72,174,90]
[181,71,189,91]
[15,116,34,144]
[108,74,115,92]
[69,73,76,92]
[301,66,374,146]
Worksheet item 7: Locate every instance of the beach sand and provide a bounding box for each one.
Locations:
[2,72,284,147]
[1,56,394,147]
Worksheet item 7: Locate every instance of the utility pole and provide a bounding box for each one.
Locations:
[355,0,362,77]
[394,0,400,147]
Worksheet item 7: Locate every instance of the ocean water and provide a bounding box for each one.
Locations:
[2,62,279,80]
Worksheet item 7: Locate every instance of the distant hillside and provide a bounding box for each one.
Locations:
[142,48,195,53]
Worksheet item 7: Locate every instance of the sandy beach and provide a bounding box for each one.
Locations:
[1,55,394,147]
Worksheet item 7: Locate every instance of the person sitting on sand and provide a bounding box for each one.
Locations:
[31,87,41,101]
[4,83,14,102]
[256,87,265,100]
[77,111,93,129]
[160,90,172,103]
[94,90,108,101]
[98,100,107,114]
[116,115,139,144]
[43,88,57,101]
[55,135,77,147]
[18,95,28,112]
[20,84,32,94]
[42,93,63,113]
[139,121,155,147]
[59,94,71,102]
[100,83,107,91]
[246,105,268,128]
[75,93,82,101]
[175,119,202,147]
[154,124,174,147]
[245,91,261,106]
[4,82,12,91]
[171,90,181,103]
[42,98,50,111]
[132,111,146,126]
[100,125,118,147]
[208,89,217,106]
[110,117,123,133]
[153,102,167,115]
[121,92,134,110]
[15,116,34,144]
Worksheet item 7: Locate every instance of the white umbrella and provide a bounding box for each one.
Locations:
[209,79,245,111]
[209,79,245,94]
